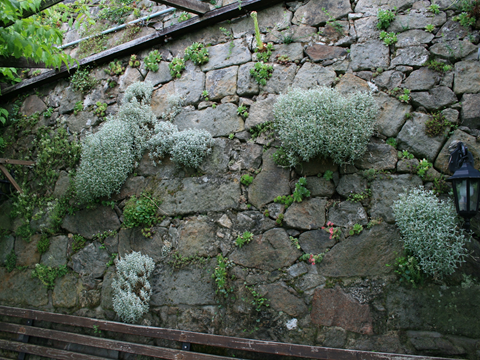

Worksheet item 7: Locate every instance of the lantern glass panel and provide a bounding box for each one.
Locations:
[456,179,468,212]
[469,180,480,211]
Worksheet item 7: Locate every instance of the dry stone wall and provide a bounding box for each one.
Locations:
[1,0,480,358]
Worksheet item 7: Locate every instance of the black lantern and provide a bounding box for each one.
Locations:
[447,142,480,231]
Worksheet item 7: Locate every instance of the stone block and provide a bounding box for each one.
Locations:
[350,40,390,71]
[284,198,327,230]
[205,66,238,101]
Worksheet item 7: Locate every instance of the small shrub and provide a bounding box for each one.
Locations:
[393,187,469,279]
[425,24,435,32]
[398,150,414,160]
[292,177,310,202]
[72,234,87,253]
[323,170,334,181]
[386,137,397,148]
[377,8,396,30]
[123,81,154,105]
[250,62,273,86]
[349,223,364,236]
[379,31,397,45]
[398,88,411,103]
[129,54,140,68]
[32,264,68,289]
[212,254,233,298]
[273,87,377,166]
[144,50,162,72]
[123,193,159,228]
[235,231,253,248]
[202,90,209,101]
[37,234,50,254]
[93,102,107,119]
[299,250,328,265]
[184,43,209,66]
[454,12,476,27]
[169,57,186,78]
[347,189,372,202]
[416,158,432,179]
[112,251,155,323]
[241,174,253,186]
[255,43,274,63]
[237,105,249,118]
[170,129,213,168]
[426,112,449,137]
[433,176,450,195]
[148,121,178,163]
[105,60,125,76]
[73,101,83,115]
[387,254,424,287]
[426,59,453,72]
[70,68,97,94]
[322,221,341,240]
[428,3,440,14]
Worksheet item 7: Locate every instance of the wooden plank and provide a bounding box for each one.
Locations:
[0,322,237,360]
[0,165,22,193]
[0,338,110,360]
[0,0,283,99]
[0,158,36,166]
[0,57,49,69]
[152,0,210,14]
[0,306,457,360]
[3,0,63,27]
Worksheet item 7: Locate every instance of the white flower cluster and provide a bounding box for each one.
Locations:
[148,123,213,168]
[112,251,155,324]
[393,187,469,278]
[123,81,153,105]
[273,87,378,166]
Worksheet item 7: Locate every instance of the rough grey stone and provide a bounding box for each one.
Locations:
[21,95,47,117]
[298,229,337,254]
[235,211,276,234]
[0,268,48,307]
[53,273,81,308]
[261,64,297,94]
[436,20,470,42]
[118,67,143,92]
[370,174,423,223]
[397,158,419,173]
[305,176,336,197]
[454,61,480,95]
[61,206,121,240]
[249,148,290,209]
[305,44,347,62]
[396,30,434,47]
[391,46,430,67]
[327,201,369,229]
[118,227,167,263]
[229,228,302,271]
[237,142,263,169]
[200,137,230,174]
[174,103,244,137]
[174,62,206,105]
[434,130,480,174]
[318,224,403,276]
[403,67,439,91]
[66,110,95,133]
[41,236,68,267]
[461,93,480,128]
[293,0,351,26]
[245,94,276,130]
[205,66,238,101]
[15,235,41,267]
[270,43,304,61]
[295,156,338,176]
[355,0,415,16]
[375,92,412,138]
[71,242,110,278]
[410,86,458,111]
[430,39,477,61]
[354,142,398,170]
[150,81,176,117]
[201,39,252,72]
[144,62,173,86]
[111,176,146,201]
[100,267,115,310]
[58,86,83,114]
[336,174,368,198]
[397,112,447,162]
[389,11,447,32]
[151,260,216,306]
[261,283,308,317]
[53,171,71,199]
[153,176,241,215]
[373,70,404,91]
[176,216,218,257]
[442,108,459,124]
[354,16,381,43]
[237,62,259,96]
[284,198,327,230]
[335,73,370,95]
[406,331,466,355]
[350,40,390,71]
[0,235,14,264]
[292,62,336,89]
[287,262,309,278]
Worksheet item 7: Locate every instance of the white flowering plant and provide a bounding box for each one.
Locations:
[170,129,213,168]
[148,121,178,163]
[123,81,153,105]
[273,87,378,167]
[112,251,155,324]
[392,187,469,279]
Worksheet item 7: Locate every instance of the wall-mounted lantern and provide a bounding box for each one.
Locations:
[447,142,480,231]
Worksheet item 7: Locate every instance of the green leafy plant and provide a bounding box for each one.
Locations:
[73,101,83,116]
[202,90,209,101]
[5,249,16,272]
[72,234,87,253]
[426,59,453,72]
[398,150,415,160]
[428,3,440,14]
[93,102,108,119]
[32,264,68,289]
[249,121,273,140]
[275,54,290,64]
[290,236,300,250]
[387,254,424,287]
[386,137,397,148]
[250,11,264,51]
[106,253,117,267]
[145,50,162,72]
[212,254,233,298]
[398,88,411,103]
[299,250,328,265]
[292,177,310,202]
[416,159,432,178]
[379,31,398,45]
[323,170,334,181]
[255,43,274,63]
[219,27,233,39]
[322,221,341,240]
[250,62,273,86]
[276,213,284,225]
[274,195,293,208]
[184,43,209,66]
[366,218,382,229]
[37,234,50,254]
[92,325,102,335]
[70,68,98,94]
[105,60,125,76]
[235,231,253,248]
[129,54,140,68]
[273,87,377,167]
[377,7,396,30]
[426,112,449,137]
[169,57,186,78]
[349,223,364,236]
[433,176,450,195]
[454,11,476,27]
[393,187,469,279]
[178,11,192,22]
[43,107,54,118]
[240,174,253,186]
[123,192,159,229]
[244,283,269,311]
[237,105,249,118]
[347,189,372,202]
[425,24,435,32]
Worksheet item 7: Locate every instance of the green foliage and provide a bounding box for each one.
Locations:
[93,229,117,242]
[73,101,83,115]
[273,87,378,167]
[426,112,449,137]
[106,253,117,267]
[184,43,209,66]
[16,222,34,242]
[398,88,411,103]
[393,187,469,279]
[202,90,209,101]
[426,59,453,72]
[290,236,300,250]
[72,234,87,253]
[386,137,397,148]
[178,11,192,22]
[249,121,273,140]
[433,176,450,195]
[93,102,108,119]
[105,60,124,76]
[377,8,396,30]
[70,68,98,94]
[244,284,269,312]
[272,147,290,167]
[37,234,50,254]
[168,251,208,269]
[347,189,372,202]
[299,250,328,265]
[455,11,476,27]
[255,43,274,63]
[43,107,54,118]
[292,177,310,202]
[428,3,440,14]
[416,159,432,178]
[366,218,382,229]
[349,223,364,236]
[323,170,334,181]
[240,174,253,186]
[123,192,159,228]
[274,195,293,208]
[398,150,414,159]
[5,249,16,272]
[425,24,435,32]
[98,0,134,24]
[237,105,249,118]
[235,231,253,248]
[379,31,397,45]
[169,57,185,78]
[250,62,273,86]
[129,54,140,68]
[32,264,68,289]
[276,213,284,225]
[212,254,233,298]
[144,50,162,72]
[387,254,424,287]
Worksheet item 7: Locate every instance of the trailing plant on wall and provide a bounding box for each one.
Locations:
[273,87,378,167]
[112,251,155,323]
